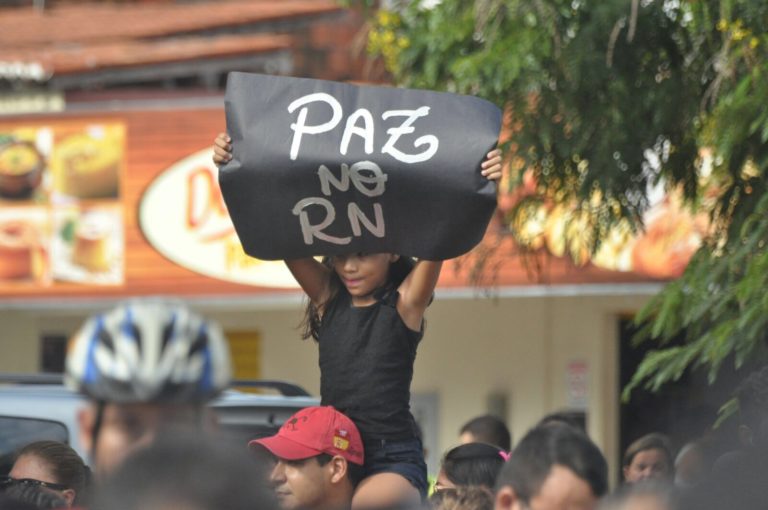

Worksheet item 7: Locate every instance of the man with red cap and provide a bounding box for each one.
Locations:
[250,406,366,510]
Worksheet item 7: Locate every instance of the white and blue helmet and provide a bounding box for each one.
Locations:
[65,300,232,403]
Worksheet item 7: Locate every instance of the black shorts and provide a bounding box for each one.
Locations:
[363,437,429,499]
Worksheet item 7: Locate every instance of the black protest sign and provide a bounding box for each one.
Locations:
[219,72,501,261]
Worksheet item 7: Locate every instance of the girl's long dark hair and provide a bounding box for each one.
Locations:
[299,255,416,341]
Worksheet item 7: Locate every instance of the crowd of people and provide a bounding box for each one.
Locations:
[0,300,766,510]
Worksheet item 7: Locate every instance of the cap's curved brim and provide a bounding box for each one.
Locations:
[249,435,324,461]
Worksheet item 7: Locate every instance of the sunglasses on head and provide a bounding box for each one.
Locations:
[0,475,69,491]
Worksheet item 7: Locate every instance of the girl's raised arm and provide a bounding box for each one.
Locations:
[397,148,502,330]
[285,258,331,305]
[211,134,332,306]
[397,260,442,331]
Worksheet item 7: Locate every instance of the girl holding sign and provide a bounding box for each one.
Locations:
[214,133,502,508]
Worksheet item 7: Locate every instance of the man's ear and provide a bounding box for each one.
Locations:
[61,488,76,507]
[77,406,95,459]
[495,485,522,510]
[328,456,349,484]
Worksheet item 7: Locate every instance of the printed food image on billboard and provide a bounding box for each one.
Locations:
[498,165,712,281]
[0,121,125,290]
[50,124,124,202]
[51,204,124,285]
[0,207,50,285]
[0,128,50,203]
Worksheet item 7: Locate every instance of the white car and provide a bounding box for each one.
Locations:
[0,375,318,471]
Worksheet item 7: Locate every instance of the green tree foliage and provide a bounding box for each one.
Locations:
[348,0,768,406]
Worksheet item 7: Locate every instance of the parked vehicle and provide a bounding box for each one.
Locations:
[0,374,318,472]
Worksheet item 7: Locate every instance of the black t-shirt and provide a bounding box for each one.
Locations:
[318,286,422,440]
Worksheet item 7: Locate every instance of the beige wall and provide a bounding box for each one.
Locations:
[0,309,39,372]
[412,291,650,480]
[0,286,655,481]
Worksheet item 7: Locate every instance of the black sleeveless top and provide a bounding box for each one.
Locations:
[318,286,423,440]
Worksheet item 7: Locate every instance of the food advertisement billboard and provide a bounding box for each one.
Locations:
[0,108,704,300]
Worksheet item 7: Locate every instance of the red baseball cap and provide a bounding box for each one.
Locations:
[249,406,364,465]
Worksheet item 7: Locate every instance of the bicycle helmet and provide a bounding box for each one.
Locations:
[65,300,232,403]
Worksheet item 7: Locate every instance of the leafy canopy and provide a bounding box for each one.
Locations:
[345,0,768,406]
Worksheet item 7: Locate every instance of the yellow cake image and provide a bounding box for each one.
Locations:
[51,132,121,198]
[0,220,36,278]
[72,214,112,272]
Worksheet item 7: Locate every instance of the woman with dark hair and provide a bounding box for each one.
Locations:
[434,442,508,492]
[3,440,91,507]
